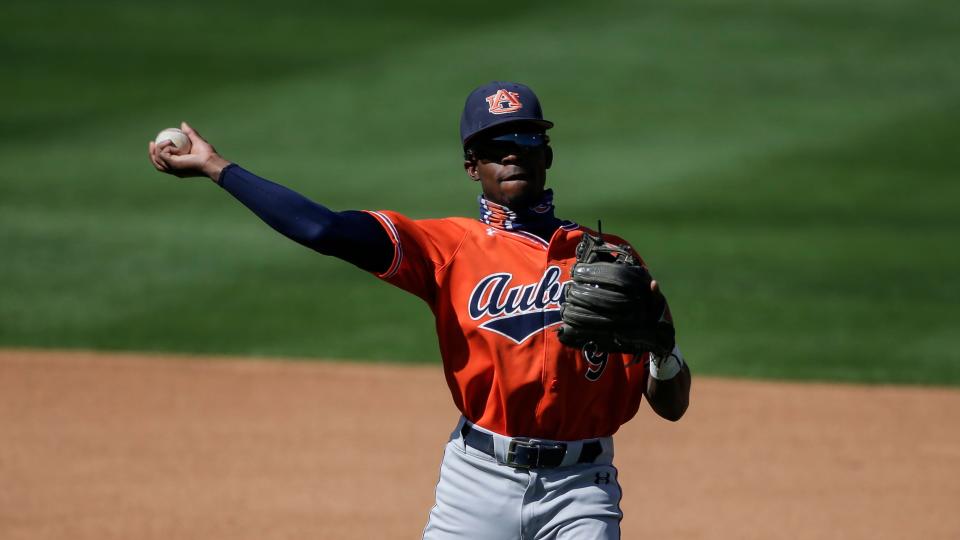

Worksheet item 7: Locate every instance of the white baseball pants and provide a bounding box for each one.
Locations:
[422,418,622,539]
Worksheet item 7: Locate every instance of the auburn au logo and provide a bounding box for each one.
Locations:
[486,90,523,115]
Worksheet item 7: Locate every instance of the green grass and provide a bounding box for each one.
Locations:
[2,0,958,385]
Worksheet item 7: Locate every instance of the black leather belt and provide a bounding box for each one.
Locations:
[460,423,603,469]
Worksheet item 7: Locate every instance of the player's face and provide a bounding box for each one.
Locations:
[466,132,549,209]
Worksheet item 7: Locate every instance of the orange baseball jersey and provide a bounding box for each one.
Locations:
[365,211,653,440]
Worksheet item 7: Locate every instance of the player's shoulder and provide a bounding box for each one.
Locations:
[421,216,481,229]
[369,211,482,245]
[368,211,472,229]
[407,216,484,236]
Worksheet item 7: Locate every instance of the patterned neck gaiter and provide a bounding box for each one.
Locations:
[478,189,559,231]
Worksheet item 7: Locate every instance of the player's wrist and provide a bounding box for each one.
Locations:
[649,346,684,380]
[202,155,231,183]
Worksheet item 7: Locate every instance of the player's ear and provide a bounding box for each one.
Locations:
[464,160,480,180]
[544,145,553,169]
[464,149,480,180]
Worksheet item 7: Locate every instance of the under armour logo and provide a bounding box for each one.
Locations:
[486,227,497,236]
[595,472,611,485]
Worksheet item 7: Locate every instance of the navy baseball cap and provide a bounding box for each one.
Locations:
[460,81,554,148]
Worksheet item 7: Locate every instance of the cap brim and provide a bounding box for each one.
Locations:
[489,132,549,147]
[464,118,554,148]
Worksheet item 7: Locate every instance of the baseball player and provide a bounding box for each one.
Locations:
[148,81,691,539]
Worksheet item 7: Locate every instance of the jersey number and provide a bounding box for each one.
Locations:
[582,343,609,382]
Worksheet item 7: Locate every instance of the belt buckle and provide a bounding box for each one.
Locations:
[506,438,566,469]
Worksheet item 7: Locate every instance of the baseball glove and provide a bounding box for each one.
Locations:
[557,231,675,356]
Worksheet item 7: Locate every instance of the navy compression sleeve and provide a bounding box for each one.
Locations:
[217,164,393,274]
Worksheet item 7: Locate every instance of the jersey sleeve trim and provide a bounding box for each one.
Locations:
[363,210,403,278]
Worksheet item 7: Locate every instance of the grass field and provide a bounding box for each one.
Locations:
[2,0,958,384]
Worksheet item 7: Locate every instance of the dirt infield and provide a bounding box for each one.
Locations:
[2,349,959,539]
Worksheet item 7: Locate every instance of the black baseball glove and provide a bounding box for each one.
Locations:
[557,231,675,356]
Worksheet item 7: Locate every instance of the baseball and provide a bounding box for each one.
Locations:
[154,128,192,153]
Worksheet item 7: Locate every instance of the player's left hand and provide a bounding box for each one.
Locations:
[557,232,675,356]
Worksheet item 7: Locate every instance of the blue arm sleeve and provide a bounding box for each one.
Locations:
[217,164,393,274]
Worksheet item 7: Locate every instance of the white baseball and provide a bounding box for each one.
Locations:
[154,128,192,153]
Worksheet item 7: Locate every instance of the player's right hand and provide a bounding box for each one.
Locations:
[148,122,230,182]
